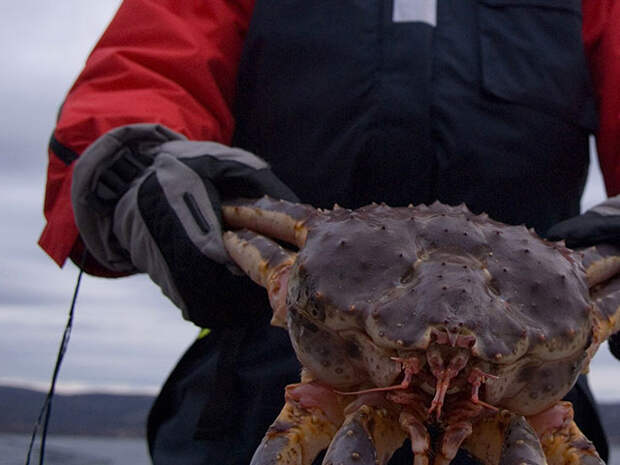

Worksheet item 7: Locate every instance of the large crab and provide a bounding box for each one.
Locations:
[220,197,620,465]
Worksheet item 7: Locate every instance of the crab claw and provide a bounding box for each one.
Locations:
[322,403,406,465]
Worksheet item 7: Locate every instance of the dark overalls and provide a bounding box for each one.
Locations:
[147,1,608,463]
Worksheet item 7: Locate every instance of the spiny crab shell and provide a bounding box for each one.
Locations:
[285,202,590,414]
[221,197,620,465]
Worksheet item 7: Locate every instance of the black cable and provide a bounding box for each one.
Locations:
[25,254,86,465]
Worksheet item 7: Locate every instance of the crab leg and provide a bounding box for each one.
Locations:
[497,415,549,465]
[583,243,620,333]
[463,412,548,465]
[250,382,346,465]
[528,402,605,465]
[223,229,295,326]
[435,422,474,465]
[580,244,620,362]
[581,244,620,288]
[435,400,484,465]
[590,273,620,339]
[223,196,316,248]
[399,411,431,465]
[322,402,406,465]
[222,197,317,324]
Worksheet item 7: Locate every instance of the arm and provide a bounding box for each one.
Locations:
[582,0,620,195]
[39,0,255,275]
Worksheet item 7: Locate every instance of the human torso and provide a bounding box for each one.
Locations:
[233,0,596,233]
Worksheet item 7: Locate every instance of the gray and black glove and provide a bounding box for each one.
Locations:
[72,124,298,326]
[547,196,620,360]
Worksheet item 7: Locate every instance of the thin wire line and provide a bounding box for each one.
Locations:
[25,254,86,465]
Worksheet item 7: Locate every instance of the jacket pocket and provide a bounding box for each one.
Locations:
[477,0,596,130]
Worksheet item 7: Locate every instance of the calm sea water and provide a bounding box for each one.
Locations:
[1,434,618,465]
[0,434,149,465]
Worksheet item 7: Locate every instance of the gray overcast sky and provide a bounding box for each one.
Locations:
[1,1,619,402]
[1,0,196,395]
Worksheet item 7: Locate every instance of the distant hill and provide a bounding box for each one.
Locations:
[0,386,154,437]
[0,385,618,443]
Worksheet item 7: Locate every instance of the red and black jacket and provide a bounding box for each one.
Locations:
[40,0,620,273]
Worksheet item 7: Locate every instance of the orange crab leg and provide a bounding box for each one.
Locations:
[528,402,605,465]
[400,411,431,465]
[581,243,620,287]
[223,196,314,248]
[323,403,406,465]
[222,229,295,326]
[436,422,474,465]
[221,197,316,326]
[464,412,549,465]
[250,382,345,465]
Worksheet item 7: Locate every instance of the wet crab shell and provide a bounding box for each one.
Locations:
[285,202,591,414]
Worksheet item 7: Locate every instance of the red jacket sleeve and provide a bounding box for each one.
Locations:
[583,0,620,196]
[39,0,255,272]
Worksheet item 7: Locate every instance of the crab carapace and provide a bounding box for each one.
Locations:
[221,197,620,465]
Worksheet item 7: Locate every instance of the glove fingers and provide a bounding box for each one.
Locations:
[181,155,298,202]
[160,140,268,170]
[163,139,297,202]
[546,211,620,248]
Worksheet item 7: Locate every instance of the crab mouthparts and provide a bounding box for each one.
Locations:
[336,345,498,421]
[427,347,469,418]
